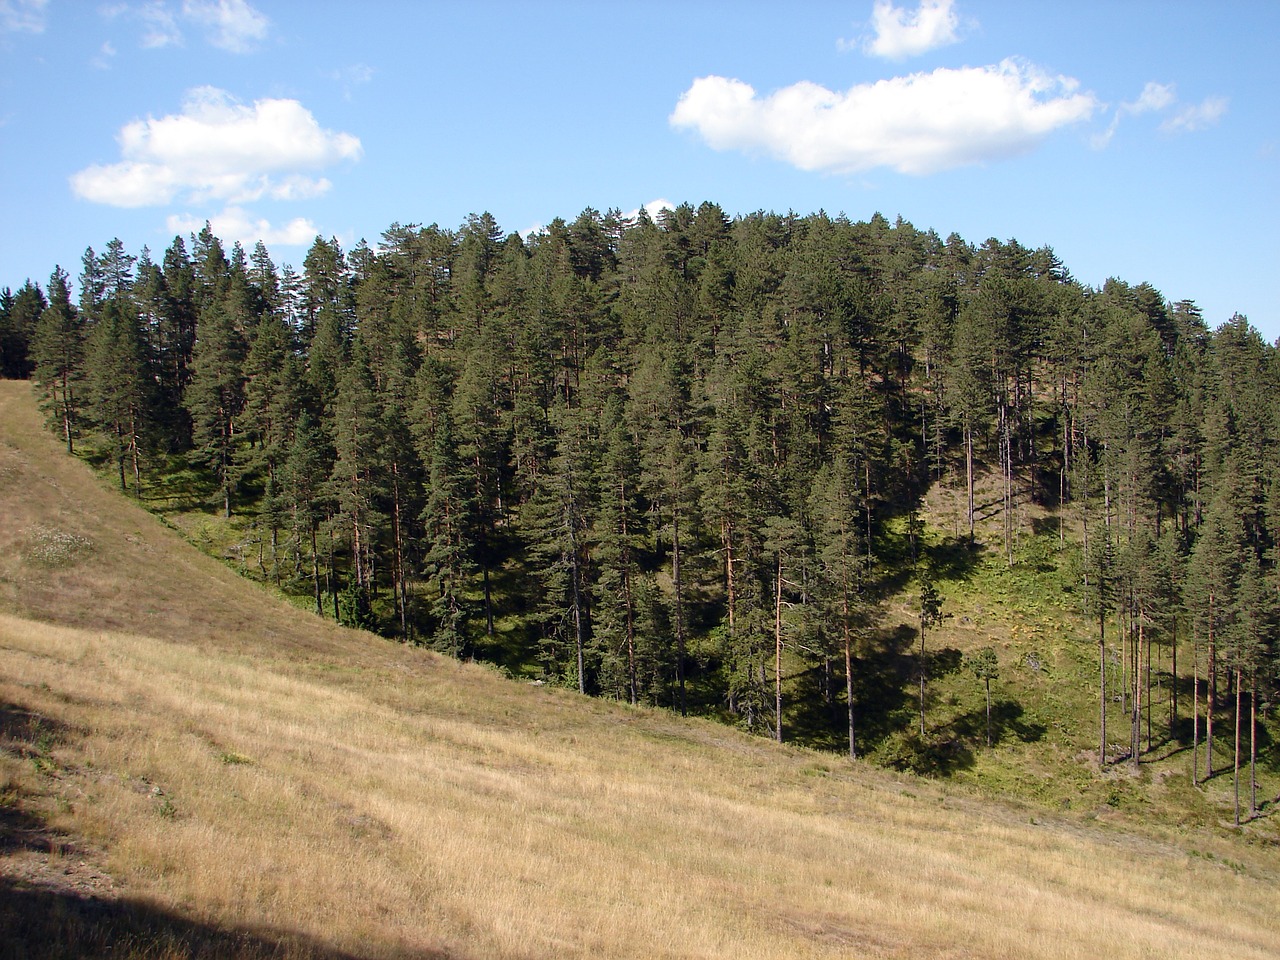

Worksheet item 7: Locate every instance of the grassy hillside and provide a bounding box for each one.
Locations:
[1,379,1278,960]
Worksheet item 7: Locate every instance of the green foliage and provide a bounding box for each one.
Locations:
[966,647,999,683]
[32,210,1280,814]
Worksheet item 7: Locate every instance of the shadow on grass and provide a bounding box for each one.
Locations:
[0,878,455,960]
[0,697,456,960]
[874,699,1046,777]
[923,536,986,585]
[948,699,1048,749]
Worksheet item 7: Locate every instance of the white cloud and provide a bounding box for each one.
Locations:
[1129,81,1176,114]
[860,0,960,60]
[1092,83,1225,148]
[332,63,375,101]
[167,207,319,248]
[619,198,675,223]
[1161,96,1228,133]
[92,40,118,69]
[0,0,48,33]
[70,86,362,207]
[101,1,183,48]
[1092,81,1176,148]
[671,59,1097,176]
[643,198,675,219]
[140,1,181,47]
[182,0,268,53]
[102,0,268,52]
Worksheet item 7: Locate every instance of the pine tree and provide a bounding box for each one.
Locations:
[1,279,45,379]
[591,398,647,703]
[280,412,332,616]
[31,268,84,453]
[811,460,868,759]
[1187,480,1243,781]
[965,647,999,747]
[85,295,150,493]
[523,401,596,692]
[917,575,943,737]
[421,407,475,655]
[186,296,246,516]
[329,340,385,621]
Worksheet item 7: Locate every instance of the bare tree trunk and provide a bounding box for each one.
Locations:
[390,462,408,640]
[566,479,585,697]
[919,621,927,738]
[1170,615,1178,742]
[310,521,322,618]
[129,411,142,497]
[1206,596,1215,780]
[1145,614,1152,752]
[617,490,637,706]
[1250,674,1257,818]
[1233,667,1242,827]
[965,424,975,544]
[843,585,856,761]
[672,509,687,718]
[1192,635,1200,786]
[1131,612,1143,770]
[483,567,494,636]
[774,552,784,743]
[985,676,992,747]
[1099,596,1107,766]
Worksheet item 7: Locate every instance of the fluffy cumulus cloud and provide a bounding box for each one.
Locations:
[860,0,960,60]
[70,86,362,207]
[0,0,48,34]
[620,198,675,223]
[166,207,319,248]
[671,59,1097,176]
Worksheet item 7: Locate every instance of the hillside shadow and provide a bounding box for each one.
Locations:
[948,699,1048,749]
[875,699,1046,777]
[0,701,72,774]
[0,697,460,960]
[782,621,919,755]
[922,536,986,584]
[0,878,456,960]
[142,457,219,513]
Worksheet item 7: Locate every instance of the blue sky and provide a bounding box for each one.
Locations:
[2,0,1276,340]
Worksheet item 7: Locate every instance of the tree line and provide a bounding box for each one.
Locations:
[3,204,1276,813]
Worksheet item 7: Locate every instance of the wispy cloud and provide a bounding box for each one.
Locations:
[1161,96,1228,133]
[671,58,1096,177]
[102,0,268,53]
[1092,82,1227,147]
[850,0,961,60]
[70,86,361,207]
[91,40,118,69]
[0,0,48,34]
[182,0,267,53]
[332,63,375,101]
[1129,82,1177,115]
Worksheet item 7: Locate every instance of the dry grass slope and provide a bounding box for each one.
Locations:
[1,380,1277,960]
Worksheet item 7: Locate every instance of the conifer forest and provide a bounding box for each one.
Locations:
[3,204,1277,788]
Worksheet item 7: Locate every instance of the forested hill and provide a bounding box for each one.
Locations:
[2,204,1277,789]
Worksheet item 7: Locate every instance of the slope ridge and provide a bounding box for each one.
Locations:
[1,381,1277,960]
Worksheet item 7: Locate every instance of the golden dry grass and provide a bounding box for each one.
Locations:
[2,380,1278,960]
